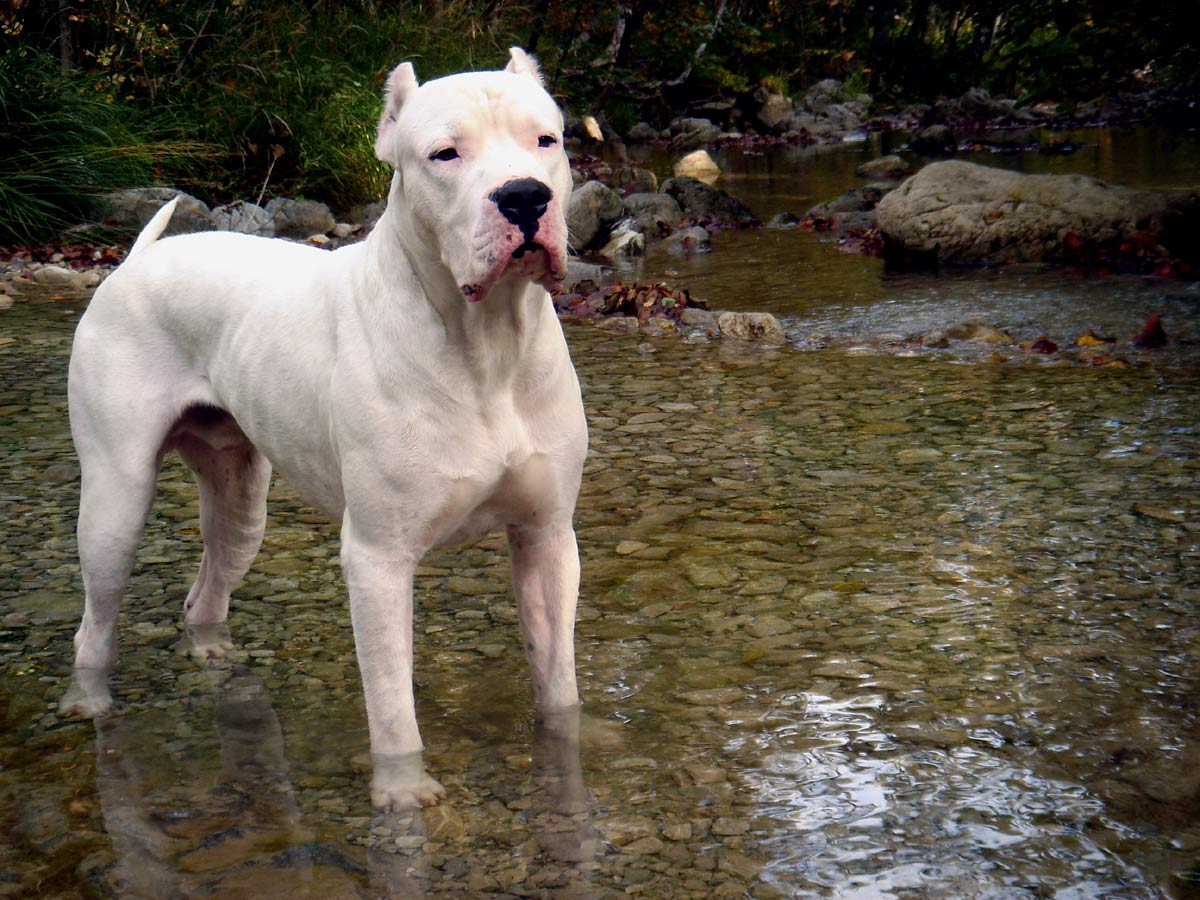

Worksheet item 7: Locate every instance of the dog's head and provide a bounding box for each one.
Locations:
[375,48,571,304]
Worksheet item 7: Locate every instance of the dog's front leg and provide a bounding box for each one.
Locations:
[341,516,446,810]
[507,523,581,712]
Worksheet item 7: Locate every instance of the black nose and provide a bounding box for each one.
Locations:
[491,178,552,240]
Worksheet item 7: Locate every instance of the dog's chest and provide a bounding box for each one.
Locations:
[431,436,560,546]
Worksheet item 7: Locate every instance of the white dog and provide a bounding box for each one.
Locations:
[61,48,587,810]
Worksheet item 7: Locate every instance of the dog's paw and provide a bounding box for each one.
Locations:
[371,753,448,811]
[176,623,234,661]
[58,668,114,719]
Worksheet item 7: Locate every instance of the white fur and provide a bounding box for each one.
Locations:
[62,49,587,811]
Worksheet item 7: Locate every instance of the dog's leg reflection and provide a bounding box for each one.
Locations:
[530,706,602,868]
[366,791,431,897]
[85,658,316,894]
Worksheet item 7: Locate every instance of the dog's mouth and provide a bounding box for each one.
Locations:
[460,239,565,303]
[511,239,543,259]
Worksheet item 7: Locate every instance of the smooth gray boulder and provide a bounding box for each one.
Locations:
[212,200,275,236]
[876,160,1200,265]
[622,193,683,235]
[265,198,335,239]
[567,180,625,251]
[660,176,758,227]
[100,187,214,235]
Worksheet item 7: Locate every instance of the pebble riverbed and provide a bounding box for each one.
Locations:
[1,284,1198,899]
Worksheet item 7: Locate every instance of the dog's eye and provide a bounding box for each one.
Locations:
[537,135,558,148]
[429,147,459,162]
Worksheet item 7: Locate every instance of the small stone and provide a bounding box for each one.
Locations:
[718,850,762,881]
[713,817,751,836]
[616,540,649,555]
[622,836,665,856]
[662,822,693,841]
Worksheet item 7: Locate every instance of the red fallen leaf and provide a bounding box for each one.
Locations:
[1031,337,1058,353]
[1131,313,1167,348]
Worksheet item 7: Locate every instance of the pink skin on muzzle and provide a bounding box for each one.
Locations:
[460,198,567,303]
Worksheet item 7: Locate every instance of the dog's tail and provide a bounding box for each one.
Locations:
[127,196,180,259]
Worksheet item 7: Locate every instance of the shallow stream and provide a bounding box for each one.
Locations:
[1,130,1198,898]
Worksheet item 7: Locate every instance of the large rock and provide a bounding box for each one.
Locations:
[100,187,214,235]
[876,160,1200,266]
[660,177,758,227]
[752,88,794,133]
[856,155,913,180]
[623,193,683,236]
[672,149,721,182]
[801,79,842,115]
[265,197,335,239]
[212,200,275,236]
[717,311,787,345]
[567,180,625,251]
[668,117,721,153]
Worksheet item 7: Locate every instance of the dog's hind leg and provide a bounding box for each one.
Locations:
[174,408,271,633]
[71,453,161,672]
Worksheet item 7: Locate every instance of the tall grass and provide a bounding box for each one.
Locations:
[1,1,529,243]
[0,45,212,245]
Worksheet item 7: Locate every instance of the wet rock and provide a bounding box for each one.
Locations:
[265,198,335,240]
[718,850,762,881]
[878,160,1200,266]
[623,193,683,236]
[767,211,799,228]
[942,317,1014,343]
[567,180,625,251]
[668,117,721,153]
[661,176,759,227]
[673,149,721,182]
[610,164,658,194]
[599,222,645,259]
[563,259,611,288]
[713,816,751,836]
[663,226,712,255]
[856,155,914,180]
[626,121,660,142]
[601,815,658,846]
[804,185,891,234]
[680,307,718,330]
[753,88,795,134]
[911,123,957,154]
[716,311,787,345]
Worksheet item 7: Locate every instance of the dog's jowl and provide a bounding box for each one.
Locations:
[61,48,587,811]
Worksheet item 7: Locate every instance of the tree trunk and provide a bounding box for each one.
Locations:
[57,0,75,74]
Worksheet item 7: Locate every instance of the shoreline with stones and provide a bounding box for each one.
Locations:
[3,78,1198,369]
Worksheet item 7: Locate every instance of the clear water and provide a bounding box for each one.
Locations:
[1,129,1198,898]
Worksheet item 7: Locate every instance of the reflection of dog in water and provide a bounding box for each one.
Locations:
[82,628,597,897]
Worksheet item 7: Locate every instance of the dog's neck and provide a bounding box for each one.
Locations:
[360,206,551,387]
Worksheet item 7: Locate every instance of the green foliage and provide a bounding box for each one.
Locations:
[2,0,1192,242]
[0,43,211,244]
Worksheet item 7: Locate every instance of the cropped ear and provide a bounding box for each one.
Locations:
[505,47,544,85]
[376,62,419,165]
